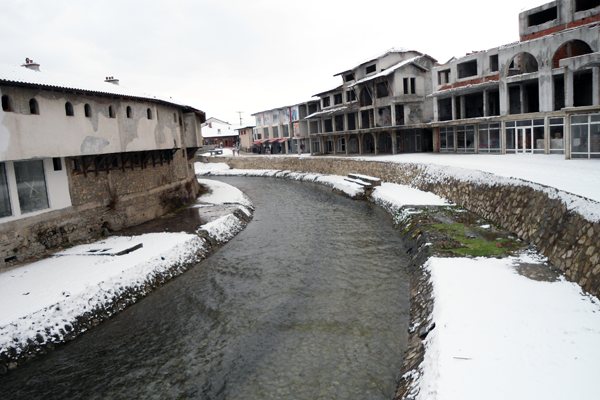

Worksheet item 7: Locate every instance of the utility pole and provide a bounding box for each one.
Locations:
[236,111,243,126]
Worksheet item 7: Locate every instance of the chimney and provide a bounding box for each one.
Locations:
[21,58,40,71]
[104,76,119,85]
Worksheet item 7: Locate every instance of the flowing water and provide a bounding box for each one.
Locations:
[1,177,411,399]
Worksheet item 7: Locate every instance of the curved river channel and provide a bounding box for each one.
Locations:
[1,177,411,399]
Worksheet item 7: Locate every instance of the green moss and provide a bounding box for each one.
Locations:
[429,223,514,257]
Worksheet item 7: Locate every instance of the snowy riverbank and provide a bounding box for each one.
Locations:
[0,179,254,372]
[196,161,600,400]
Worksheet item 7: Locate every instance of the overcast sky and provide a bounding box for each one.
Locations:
[1,0,549,126]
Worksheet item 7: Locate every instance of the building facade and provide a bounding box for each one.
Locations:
[431,0,600,158]
[1,59,205,268]
[201,118,239,148]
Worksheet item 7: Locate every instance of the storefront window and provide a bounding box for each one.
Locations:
[549,118,564,154]
[439,127,454,152]
[478,123,501,153]
[0,163,11,218]
[456,125,475,152]
[571,114,600,158]
[14,160,49,214]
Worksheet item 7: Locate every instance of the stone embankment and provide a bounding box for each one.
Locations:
[204,156,600,297]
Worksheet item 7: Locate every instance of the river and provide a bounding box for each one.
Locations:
[1,177,411,399]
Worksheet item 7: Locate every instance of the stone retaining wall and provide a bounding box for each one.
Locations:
[1,155,199,269]
[204,156,600,296]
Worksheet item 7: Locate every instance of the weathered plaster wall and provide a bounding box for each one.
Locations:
[0,153,198,268]
[0,86,185,162]
[211,156,600,296]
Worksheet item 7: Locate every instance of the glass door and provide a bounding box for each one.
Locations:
[517,128,533,153]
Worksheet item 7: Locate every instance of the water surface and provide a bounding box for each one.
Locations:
[1,177,411,399]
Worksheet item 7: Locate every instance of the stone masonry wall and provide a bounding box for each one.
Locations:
[0,154,198,269]
[207,156,600,297]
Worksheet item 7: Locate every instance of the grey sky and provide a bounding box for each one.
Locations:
[1,0,548,126]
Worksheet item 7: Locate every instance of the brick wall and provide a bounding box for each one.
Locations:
[213,156,600,296]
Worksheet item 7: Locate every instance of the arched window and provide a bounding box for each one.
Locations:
[507,52,539,76]
[29,98,39,115]
[147,108,153,119]
[2,95,12,112]
[109,105,115,118]
[85,104,92,118]
[127,106,132,118]
[553,40,593,68]
[65,102,74,116]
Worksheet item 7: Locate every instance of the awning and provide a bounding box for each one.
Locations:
[252,140,262,145]
[267,138,279,143]
[278,138,288,143]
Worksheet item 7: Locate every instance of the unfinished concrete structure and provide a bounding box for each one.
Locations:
[252,100,319,154]
[0,59,205,268]
[306,49,437,156]
[432,0,600,158]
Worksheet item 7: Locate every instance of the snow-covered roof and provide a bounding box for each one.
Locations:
[347,56,428,88]
[312,84,343,97]
[0,62,203,113]
[304,106,348,119]
[335,47,421,75]
[202,121,241,138]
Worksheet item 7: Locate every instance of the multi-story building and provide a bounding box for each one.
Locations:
[1,59,205,267]
[306,48,438,155]
[431,0,600,158]
[252,99,319,154]
[235,125,255,153]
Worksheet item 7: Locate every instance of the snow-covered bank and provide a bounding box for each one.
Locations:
[0,179,253,371]
[196,162,369,198]
[196,161,600,400]
[408,255,600,400]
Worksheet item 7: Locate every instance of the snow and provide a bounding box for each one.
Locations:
[413,255,600,400]
[0,179,253,357]
[372,182,452,215]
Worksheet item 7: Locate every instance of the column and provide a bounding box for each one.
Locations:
[392,131,397,154]
[345,134,350,155]
[564,66,574,108]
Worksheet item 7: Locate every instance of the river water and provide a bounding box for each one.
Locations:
[1,177,411,399]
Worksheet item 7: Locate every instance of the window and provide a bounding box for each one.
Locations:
[85,104,92,118]
[410,78,416,94]
[263,127,269,138]
[403,78,409,94]
[65,102,74,116]
[366,64,376,74]
[1,95,12,112]
[126,106,132,118]
[576,0,600,12]
[549,117,565,153]
[528,6,557,27]
[147,108,153,119]
[14,160,49,214]
[376,82,388,98]
[174,113,177,122]
[346,90,356,102]
[27,98,39,115]
[179,116,182,126]
[322,97,331,107]
[478,123,501,153]
[108,105,115,118]
[490,55,499,72]
[438,69,450,85]
[53,157,62,171]
[570,113,600,158]
[439,127,454,152]
[344,73,354,82]
[458,60,478,79]
[456,125,475,152]
[334,93,343,105]
[0,163,11,218]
